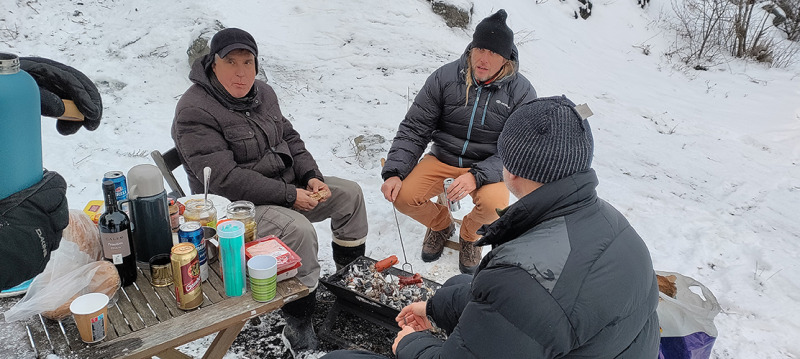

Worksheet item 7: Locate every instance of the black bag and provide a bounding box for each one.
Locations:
[0,170,69,290]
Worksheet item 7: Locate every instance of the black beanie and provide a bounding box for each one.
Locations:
[471,9,514,59]
[210,28,258,59]
[498,96,594,184]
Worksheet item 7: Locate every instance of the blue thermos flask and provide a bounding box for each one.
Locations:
[0,53,43,200]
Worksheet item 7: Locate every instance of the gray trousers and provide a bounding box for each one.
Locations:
[254,176,368,290]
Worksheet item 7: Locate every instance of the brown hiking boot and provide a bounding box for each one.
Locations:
[421,222,455,262]
[459,237,482,274]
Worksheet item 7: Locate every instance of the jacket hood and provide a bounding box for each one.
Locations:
[188,54,260,111]
[476,169,599,247]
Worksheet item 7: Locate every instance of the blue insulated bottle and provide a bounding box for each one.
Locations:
[0,53,43,200]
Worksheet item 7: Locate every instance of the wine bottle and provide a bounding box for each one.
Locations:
[99,180,137,286]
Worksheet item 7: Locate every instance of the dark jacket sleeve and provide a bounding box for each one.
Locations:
[468,153,502,188]
[381,70,443,180]
[173,106,298,206]
[280,115,323,186]
[396,266,572,359]
[427,281,471,334]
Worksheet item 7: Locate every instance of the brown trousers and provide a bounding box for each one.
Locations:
[253,177,368,290]
[394,155,509,242]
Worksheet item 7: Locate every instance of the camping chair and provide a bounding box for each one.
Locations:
[150,147,186,198]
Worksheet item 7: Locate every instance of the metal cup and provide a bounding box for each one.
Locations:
[149,254,173,287]
[202,226,219,263]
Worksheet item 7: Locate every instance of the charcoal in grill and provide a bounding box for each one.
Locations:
[321,256,442,319]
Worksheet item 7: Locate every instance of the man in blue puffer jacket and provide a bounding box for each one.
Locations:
[381,9,537,274]
[327,96,660,358]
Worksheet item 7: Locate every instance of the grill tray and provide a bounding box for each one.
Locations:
[320,256,442,320]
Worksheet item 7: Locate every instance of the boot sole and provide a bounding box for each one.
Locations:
[459,262,478,274]
[421,249,444,263]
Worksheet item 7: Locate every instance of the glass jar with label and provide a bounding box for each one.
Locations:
[168,197,181,232]
[183,199,217,229]
[226,200,257,243]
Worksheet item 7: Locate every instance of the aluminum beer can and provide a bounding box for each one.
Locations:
[443,178,461,212]
[171,242,203,310]
[178,222,208,281]
[102,171,128,203]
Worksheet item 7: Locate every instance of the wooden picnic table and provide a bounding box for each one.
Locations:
[1,260,308,359]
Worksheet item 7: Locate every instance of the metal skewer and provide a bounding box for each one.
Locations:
[381,158,413,274]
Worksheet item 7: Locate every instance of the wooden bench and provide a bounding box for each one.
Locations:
[10,261,307,359]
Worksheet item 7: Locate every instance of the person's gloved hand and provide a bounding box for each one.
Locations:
[19,57,102,135]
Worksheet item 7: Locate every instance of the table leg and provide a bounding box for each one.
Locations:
[201,320,247,359]
[155,347,193,359]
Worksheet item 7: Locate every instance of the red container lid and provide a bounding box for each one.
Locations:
[245,235,302,274]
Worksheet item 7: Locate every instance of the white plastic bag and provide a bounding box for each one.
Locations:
[3,240,120,322]
[656,271,720,359]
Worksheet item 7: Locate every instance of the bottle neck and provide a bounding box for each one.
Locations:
[103,186,119,212]
[0,53,20,75]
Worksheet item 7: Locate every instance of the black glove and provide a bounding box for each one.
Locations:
[19,57,103,135]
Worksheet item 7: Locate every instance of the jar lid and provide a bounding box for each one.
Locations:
[0,53,20,74]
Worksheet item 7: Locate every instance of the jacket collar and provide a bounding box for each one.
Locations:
[476,169,599,247]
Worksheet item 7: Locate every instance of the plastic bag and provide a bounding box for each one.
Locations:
[656,271,720,359]
[63,209,103,261]
[3,240,120,322]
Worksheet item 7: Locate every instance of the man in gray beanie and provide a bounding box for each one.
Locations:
[381,9,537,274]
[325,96,660,358]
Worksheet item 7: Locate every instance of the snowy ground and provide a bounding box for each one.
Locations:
[2,0,800,358]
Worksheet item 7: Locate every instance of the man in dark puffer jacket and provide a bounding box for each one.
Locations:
[326,96,660,358]
[381,9,537,274]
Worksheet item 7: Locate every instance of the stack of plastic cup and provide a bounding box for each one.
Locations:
[217,220,246,297]
[247,255,278,302]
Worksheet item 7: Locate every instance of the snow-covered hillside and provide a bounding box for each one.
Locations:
[2,0,799,357]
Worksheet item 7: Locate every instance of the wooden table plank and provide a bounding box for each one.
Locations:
[60,316,89,352]
[201,268,224,304]
[124,283,159,327]
[115,288,146,332]
[138,260,184,318]
[69,278,308,359]
[39,315,71,355]
[106,301,131,337]
[25,316,54,357]
[206,264,227,301]
[134,275,173,322]
[155,284,182,318]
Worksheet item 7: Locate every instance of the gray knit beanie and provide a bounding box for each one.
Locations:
[498,96,594,183]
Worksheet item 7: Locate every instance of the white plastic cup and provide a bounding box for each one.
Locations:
[247,255,277,302]
[69,292,110,343]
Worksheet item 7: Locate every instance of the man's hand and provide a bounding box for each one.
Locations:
[292,188,319,211]
[381,176,402,202]
[446,172,477,202]
[306,178,330,202]
[395,301,431,331]
[392,325,416,354]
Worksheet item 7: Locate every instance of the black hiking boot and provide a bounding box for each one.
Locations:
[332,241,366,271]
[281,290,319,358]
